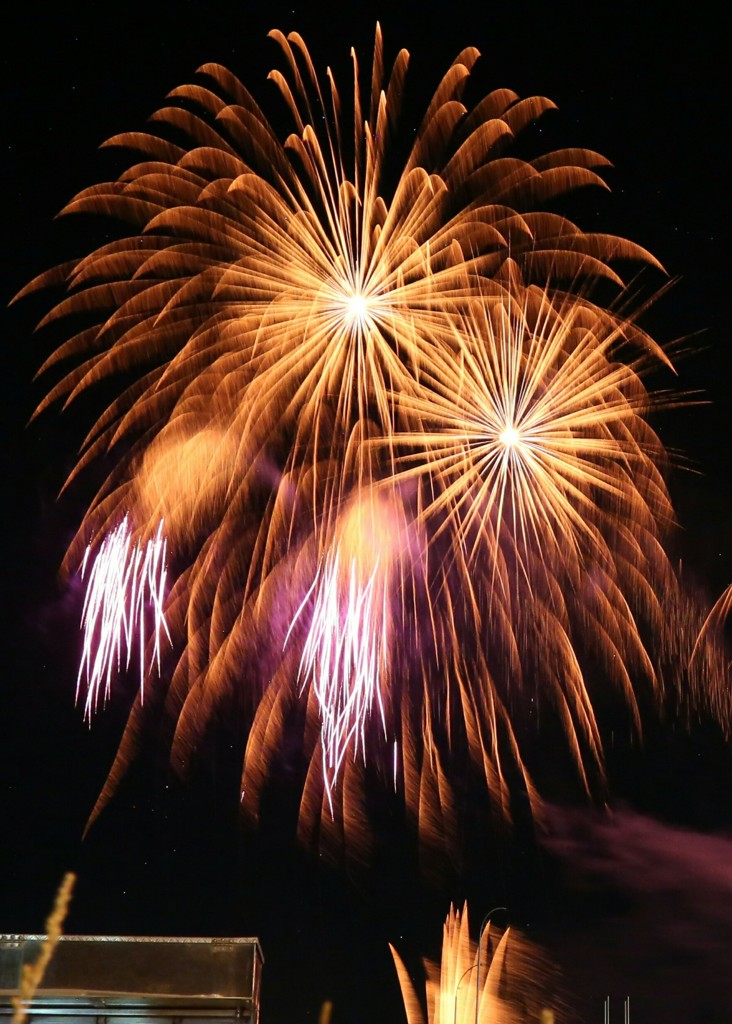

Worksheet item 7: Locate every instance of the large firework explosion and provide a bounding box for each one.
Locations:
[18,25,729,865]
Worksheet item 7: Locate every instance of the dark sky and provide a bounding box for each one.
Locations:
[2,4,731,1023]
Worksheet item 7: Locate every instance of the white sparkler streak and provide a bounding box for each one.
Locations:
[288,546,390,813]
[77,516,171,719]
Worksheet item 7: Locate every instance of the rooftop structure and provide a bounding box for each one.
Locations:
[0,936,263,1024]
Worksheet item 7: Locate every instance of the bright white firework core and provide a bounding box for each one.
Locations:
[346,291,370,325]
[499,424,521,449]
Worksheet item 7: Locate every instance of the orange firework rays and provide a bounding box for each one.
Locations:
[19,24,707,857]
[366,286,687,813]
[22,23,660,546]
[392,288,672,569]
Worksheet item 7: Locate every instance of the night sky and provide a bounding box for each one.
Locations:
[2,4,731,1023]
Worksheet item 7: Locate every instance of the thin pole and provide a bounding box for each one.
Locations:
[474,907,506,1024]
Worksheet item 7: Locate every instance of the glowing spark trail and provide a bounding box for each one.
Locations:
[290,552,389,810]
[286,494,395,811]
[78,517,170,719]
